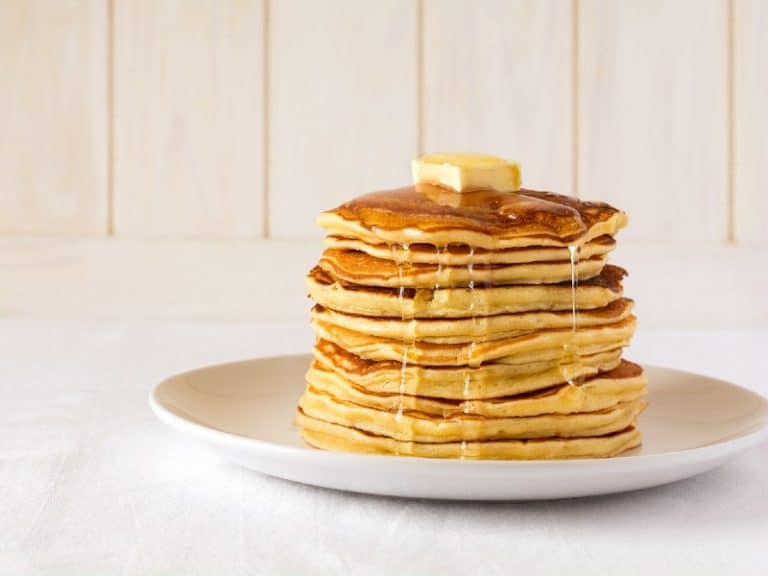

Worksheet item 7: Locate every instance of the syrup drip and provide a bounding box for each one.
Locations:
[333,186,602,243]
[396,345,408,421]
[562,243,581,387]
[390,242,412,455]
[460,245,479,459]
[393,243,410,314]
[434,244,443,290]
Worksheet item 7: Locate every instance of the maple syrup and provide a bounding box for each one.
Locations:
[390,242,413,454]
[561,243,582,388]
[330,185,619,243]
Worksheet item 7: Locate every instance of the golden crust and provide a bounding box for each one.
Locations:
[319,186,628,249]
[310,298,634,343]
[312,338,627,399]
[307,359,646,418]
[306,264,626,317]
[297,412,642,459]
[318,248,608,288]
[311,316,636,366]
[324,234,617,265]
[298,387,647,443]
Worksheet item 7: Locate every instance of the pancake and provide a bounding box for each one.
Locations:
[318,248,608,288]
[318,185,628,249]
[313,339,624,399]
[307,264,626,317]
[324,234,617,265]
[299,175,642,460]
[311,316,636,366]
[311,298,633,343]
[307,359,647,417]
[298,386,646,442]
[297,412,642,459]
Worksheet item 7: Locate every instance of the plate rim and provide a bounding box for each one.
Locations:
[149,355,768,469]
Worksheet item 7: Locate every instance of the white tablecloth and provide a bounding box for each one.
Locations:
[2,320,767,575]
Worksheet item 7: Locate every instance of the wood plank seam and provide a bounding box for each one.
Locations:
[727,0,735,244]
[572,0,580,199]
[107,0,115,236]
[417,0,424,156]
[263,0,271,239]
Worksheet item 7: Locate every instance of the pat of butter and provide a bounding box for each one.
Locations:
[412,153,521,193]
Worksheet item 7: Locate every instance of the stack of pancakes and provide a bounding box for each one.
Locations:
[297,184,647,459]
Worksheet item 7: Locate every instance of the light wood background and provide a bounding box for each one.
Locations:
[1,0,767,328]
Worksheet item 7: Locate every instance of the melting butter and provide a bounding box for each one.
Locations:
[412,153,521,194]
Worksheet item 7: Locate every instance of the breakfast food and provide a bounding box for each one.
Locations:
[296,154,646,459]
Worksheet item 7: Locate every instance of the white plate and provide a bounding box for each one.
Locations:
[150,355,768,500]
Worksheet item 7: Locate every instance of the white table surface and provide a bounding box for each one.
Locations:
[2,320,767,575]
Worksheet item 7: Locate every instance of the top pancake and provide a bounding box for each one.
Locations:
[318,185,628,249]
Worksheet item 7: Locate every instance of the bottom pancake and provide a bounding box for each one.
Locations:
[298,385,646,443]
[297,411,642,459]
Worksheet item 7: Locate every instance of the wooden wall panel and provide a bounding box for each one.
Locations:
[579,0,728,241]
[4,0,766,252]
[423,0,574,195]
[268,0,418,238]
[113,0,264,238]
[733,0,768,244]
[0,0,108,235]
